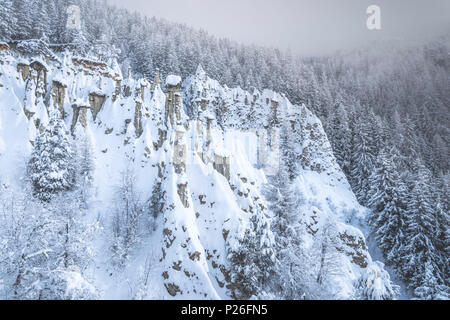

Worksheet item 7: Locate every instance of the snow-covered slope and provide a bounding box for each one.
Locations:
[0,46,394,299]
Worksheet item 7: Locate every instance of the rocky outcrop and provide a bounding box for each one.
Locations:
[0,47,388,300]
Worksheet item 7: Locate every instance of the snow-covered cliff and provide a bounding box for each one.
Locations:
[0,45,397,299]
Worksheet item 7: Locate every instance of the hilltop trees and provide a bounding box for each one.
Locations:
[0,115,98,299]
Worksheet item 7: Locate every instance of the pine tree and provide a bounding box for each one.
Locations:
[148,176,166,230]
[367,147,407,266]
[263,160,306,298]
[350,113,377,203]
[71,29,88,55]
[402,162,443,298]
[413,260,448,300]
[329,104,351,175]
[13,0,34,40]
[315,220,342,288]
[111,166,144,266]
[0,0,17,41]
[32,0,51,39]
[28,114,76,202]
[434,198,449,289]
[264,169,296,246]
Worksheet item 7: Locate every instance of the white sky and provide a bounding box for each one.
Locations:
[105,0,450,55]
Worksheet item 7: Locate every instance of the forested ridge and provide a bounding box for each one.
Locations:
[0,0,448,299]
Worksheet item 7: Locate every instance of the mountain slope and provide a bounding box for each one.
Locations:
[0,45,397,299]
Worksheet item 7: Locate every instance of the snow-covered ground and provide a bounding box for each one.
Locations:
[0,48,398,299]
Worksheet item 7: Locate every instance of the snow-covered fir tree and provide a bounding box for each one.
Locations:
[28,113,76,202]
[349,109,377,203]
[111,166,145,267]
[74,128,95,209]
[0,184,98,300]
[367,147,408,266]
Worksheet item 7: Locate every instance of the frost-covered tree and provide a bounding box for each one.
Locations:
[31,0,51,39]
[149,177,165,222]
[315,221,343,288]
[349,110,377,203]
[71,29,88,55]
[227,212,276,300]
[28,115,76,202]
[12,0,34,40]
[279,123,299,181]
[0,0,17,41]
[264,165,297,245]
[111,166,144,266]
[355,261,399,300]
[402,162,445,298]
[413,261,449,300]
[0,184,97,300]
[0,0,448,299]
[133,255,154,300]
[434,198,449,290]
[328,104,352,176]
[263,158,307,299]
[74,130,95,209]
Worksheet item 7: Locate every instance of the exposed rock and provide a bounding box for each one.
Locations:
[164,283,181,297]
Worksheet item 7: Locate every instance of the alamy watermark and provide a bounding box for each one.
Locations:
[367,5,381,30]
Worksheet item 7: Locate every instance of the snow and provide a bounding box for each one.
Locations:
[73,98,90,108]
[165,75,182,87]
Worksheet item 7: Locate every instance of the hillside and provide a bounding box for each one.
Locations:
[0,44,399,299]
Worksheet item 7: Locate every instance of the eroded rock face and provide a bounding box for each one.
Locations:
[89,93,106,121]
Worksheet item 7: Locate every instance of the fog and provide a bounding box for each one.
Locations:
[105,0,450,55]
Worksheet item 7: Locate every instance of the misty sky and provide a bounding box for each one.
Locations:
[105,0,450,55]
